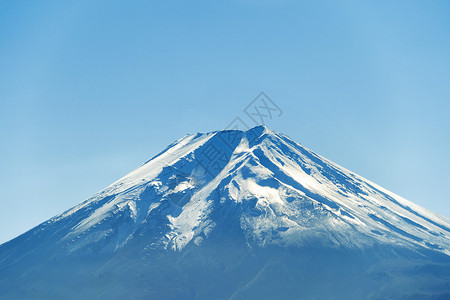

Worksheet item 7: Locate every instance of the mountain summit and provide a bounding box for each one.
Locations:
[1,126,450,299]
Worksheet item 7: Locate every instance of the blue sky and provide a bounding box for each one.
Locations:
[1,0,449,244]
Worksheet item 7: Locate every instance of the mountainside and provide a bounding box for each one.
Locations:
[1,125,450,299]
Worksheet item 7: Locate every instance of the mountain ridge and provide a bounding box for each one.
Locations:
[1,125,450,299]
[2,125,450,254]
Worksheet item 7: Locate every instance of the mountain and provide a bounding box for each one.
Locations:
[1,125,450,299]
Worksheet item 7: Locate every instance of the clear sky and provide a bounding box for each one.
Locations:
[1,0,449,244]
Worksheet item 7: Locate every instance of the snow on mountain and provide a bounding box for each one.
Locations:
[1,125,450,299]
[15,125,449,255]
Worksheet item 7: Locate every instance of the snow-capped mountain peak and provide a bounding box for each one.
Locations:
[19,126,448,255]
[2,126,450,299]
